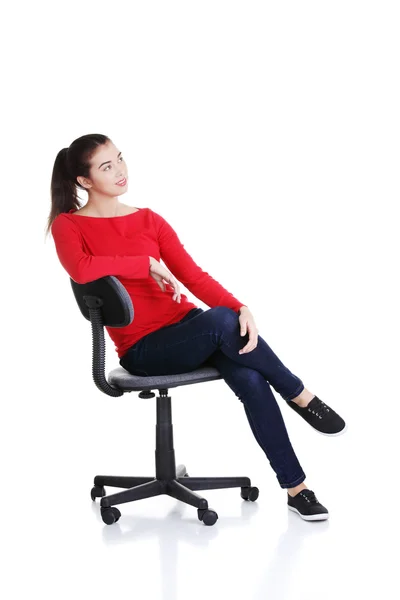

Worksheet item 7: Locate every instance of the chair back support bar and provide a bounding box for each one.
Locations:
[70,276,133,397]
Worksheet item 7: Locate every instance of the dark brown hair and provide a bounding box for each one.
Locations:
[45,133,111,238]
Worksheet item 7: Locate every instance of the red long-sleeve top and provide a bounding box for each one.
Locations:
[51,207,246,359]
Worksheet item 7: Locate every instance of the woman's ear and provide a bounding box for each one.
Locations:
[77,176,91,189]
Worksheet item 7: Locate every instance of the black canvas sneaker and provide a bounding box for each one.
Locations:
[287,489,329,521]
[287,395,347,436]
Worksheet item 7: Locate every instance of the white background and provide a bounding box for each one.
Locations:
[1,1,399,598]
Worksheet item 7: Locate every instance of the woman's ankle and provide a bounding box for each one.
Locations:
[291,388,315,408]
[287,482,308,497]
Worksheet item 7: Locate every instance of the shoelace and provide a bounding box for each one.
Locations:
[308,399,330,420]
[299,490,318,504]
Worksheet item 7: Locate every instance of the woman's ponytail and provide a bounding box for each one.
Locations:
[45,133,111,239]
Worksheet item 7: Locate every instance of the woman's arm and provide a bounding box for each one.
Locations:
[51,215,151,284]
[152,210,246,312]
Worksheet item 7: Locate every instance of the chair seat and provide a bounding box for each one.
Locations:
[108,365,223,392]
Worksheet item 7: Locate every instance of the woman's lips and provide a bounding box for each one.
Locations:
[116,177,127,186]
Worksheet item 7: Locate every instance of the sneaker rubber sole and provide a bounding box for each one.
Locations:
[288,505,329,521]
[316,423,348,437]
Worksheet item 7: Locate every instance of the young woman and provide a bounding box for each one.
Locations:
[47,133,347,521]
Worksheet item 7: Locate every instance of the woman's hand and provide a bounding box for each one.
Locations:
[149,257,181,303]
[238,306,259,354]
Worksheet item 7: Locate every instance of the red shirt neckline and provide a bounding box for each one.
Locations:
[68,207,143,219]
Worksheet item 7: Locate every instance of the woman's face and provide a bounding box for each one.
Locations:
[79,142,128,196]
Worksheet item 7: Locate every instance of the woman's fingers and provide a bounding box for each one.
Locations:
[151,268,181,303]
[167,276,181,303]
[239,338,258,353]
[172,279,181,302]
[239,327,259,354]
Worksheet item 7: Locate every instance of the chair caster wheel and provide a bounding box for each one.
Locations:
[197,508,218,526]
[240,486,259,501]
[91,485,106,501]
[101,506,121,525]
[176,464,189,478]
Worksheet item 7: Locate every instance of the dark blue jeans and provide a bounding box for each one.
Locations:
[119,306,306,489]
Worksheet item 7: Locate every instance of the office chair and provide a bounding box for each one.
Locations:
[70,275,259,526]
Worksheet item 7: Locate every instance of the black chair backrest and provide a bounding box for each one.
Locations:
[70,275,133,327]
[70,276,133,397]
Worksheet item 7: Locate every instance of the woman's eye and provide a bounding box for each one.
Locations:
[104,156,124,171]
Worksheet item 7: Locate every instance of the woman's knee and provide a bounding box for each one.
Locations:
[206,306,239,330]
